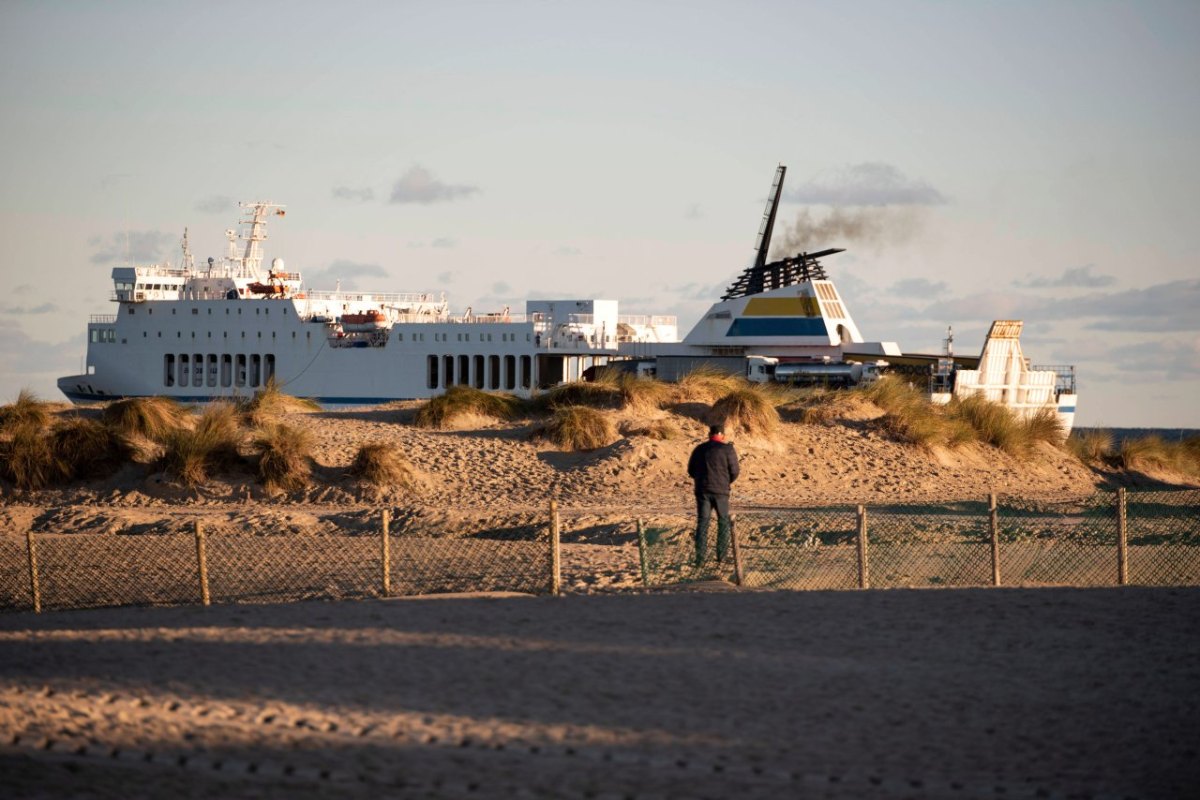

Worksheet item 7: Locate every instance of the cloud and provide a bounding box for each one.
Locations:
[785,162,947,206]
[302,260,389,291]
[13,285,32,295]
[888,278,947,298]
[89,230,176,265]
[0,303,58,315]
[431,237,457,249]
[1105,337,1200,379]
[684,203,703,220]
[332,186,375,202]
[0,321,83,392]
[554,246,582,257]
[1015,265,1116,289]
[436,271,458,284]
[491,281,511,295]
[388,166,479,204]
[195,195,235,215]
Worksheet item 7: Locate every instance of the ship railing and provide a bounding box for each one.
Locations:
[89,315,117,325]
[451,314,530,324]
[304,290,441,304]
[1032,364,1077,395]
[618,314,678,327]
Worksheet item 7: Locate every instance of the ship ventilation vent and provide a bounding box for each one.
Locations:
[721,249,844,300]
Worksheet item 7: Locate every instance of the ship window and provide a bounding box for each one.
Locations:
[427,355,439,389]
[90,330,97,343]
[208,332,212,338]
[148,309,153,315]
[265,308,269,315]
[179,354,189,387]
[172,309,176,315]
[226,309,229,315]
[157,332,162,338]
[257,332,261,338]
[291,332,295,338]
[164,354,175,387]
[526,334,530,342]
[143,332,147,338]
[217,354,228,387]
[241,332,245,338]
[458,355,469,385]
[208,309,211,315]
[396,333,403,341]
[236,354,247,387]
[238,308,242,315]
[283,308,287,315]
[128,307,134,314]
[488,355,500,390]
[192,308,198,315]
[473,355,484,389]
[520,355,531,389]
[264,355,275,382]
[504,355,516,391]
[271,332,275,339]
[443,355,454,387]
[250,354,261,387]
[256,308,260,315]
[194,354,203,385]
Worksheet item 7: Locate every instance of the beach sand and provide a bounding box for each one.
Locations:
[2,587,1198,799]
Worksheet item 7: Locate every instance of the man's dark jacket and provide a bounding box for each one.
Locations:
[687,439,740,495]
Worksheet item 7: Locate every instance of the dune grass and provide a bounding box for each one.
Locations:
[102,396,189,441]
[0,389,51,432]
[350,442,417,491]
[415,385,525,428]
[1118,435,1200,476]
[251,422,313,493]
[672,366,747,405]
[946,395,1031,456]
[710,388,780,438]
[0,422,60,490]
[1066,428,1115,464]
[242,379,321,425]
[49,417,126,480]
[162,403,244,486]
[620,418,682,440]
[540,405,616,451]
[863,378,972,449]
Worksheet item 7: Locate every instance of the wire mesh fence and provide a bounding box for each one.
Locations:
[1,511,556,613]
[3,489,1198,614]
[638,489,1200,591]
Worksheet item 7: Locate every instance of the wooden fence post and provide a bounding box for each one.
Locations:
[194,521,210,607]
[25,531,41,614]
[730,514,745,587]
[1117,488,1128,586]
[549,500,561,596]
[636,519,649,587]
[856,505,869,589]
[381,509,391,597]
[989,493,1001,587]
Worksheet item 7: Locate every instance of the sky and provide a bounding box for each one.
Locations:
[0,0,1197,427]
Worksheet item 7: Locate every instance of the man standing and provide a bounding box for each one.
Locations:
[687,422,740,569]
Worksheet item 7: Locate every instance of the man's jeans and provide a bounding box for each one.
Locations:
[694,491,731,567]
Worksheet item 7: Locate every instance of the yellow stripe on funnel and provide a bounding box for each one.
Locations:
[742,297,822,316]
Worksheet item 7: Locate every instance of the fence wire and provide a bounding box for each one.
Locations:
[639,490,1200,591]
[1,514,552,613]
[1127,489,1200,585]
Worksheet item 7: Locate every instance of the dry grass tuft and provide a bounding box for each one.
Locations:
[710,389,780,438]
[350,443,417,491]
[415,385,525,428]
[620,418,682,440]
[242,379,321,425]
[102,396,188,442]
[1120,435,1180,474]
[536,379,623,411]
[0,422,59,490]
[49,417,125,480]
[251,422,313,493]
[162,403,244,486]
[540,406,616,451]
[0,389,51,432]
[863,378,969,449]
[616,374,673,411]
[1022,407,1066,447]
[947,395,1030,457]
[673,367,746,405]
[1066,428,1115,464]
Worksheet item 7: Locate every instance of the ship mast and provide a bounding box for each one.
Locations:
[224,201,286,278]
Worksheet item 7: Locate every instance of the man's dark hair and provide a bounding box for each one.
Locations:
[708,423,725,437]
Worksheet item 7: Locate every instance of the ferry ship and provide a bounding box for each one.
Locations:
[58,168,1077,431]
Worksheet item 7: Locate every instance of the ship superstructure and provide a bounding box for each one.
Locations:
[60,202,676,404]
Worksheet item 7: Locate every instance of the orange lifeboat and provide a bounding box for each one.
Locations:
[340,309,388,332]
